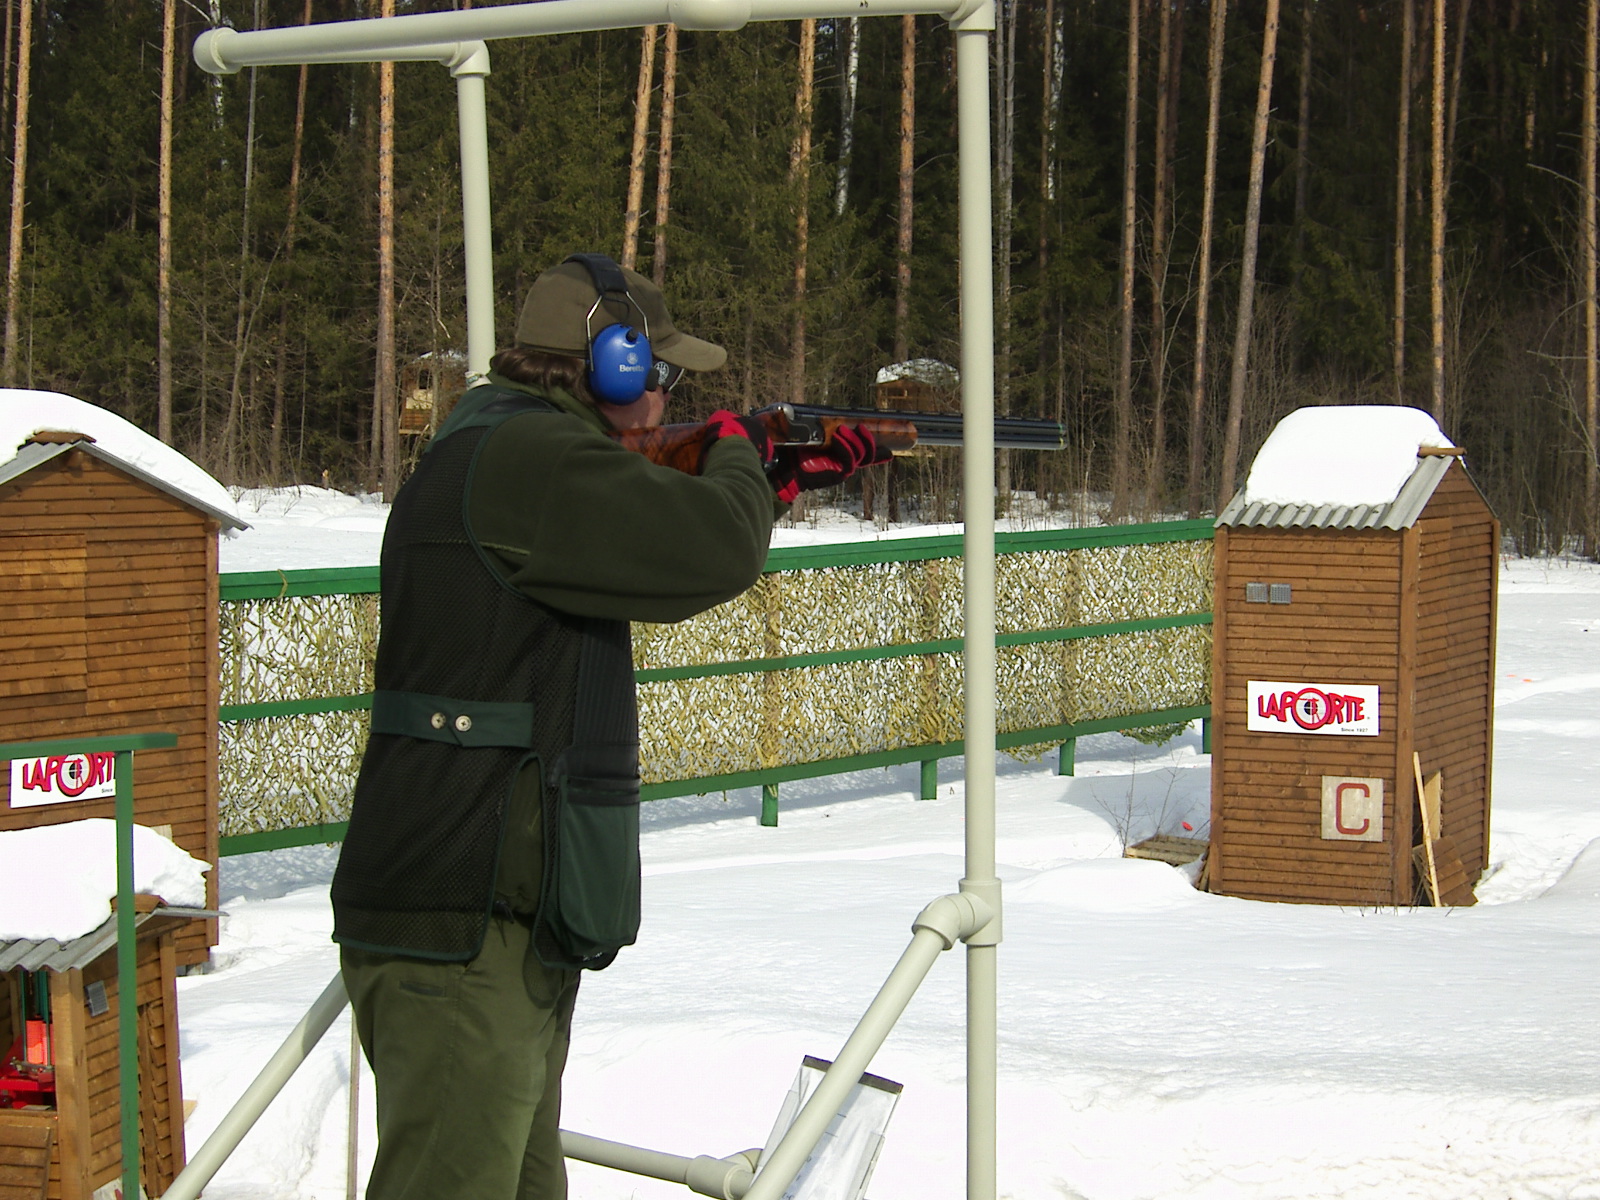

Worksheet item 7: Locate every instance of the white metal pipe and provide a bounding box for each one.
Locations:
[193,0,987,74]
[561,1131,760,1199]
[160,974,351,1200]
[451,45,495,380]
[953,9,1000,1200]
[742,893,992,1200]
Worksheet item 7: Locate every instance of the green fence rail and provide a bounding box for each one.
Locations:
[217,520,1215,855]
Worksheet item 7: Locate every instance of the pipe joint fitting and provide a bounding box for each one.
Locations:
[958,876,1003,946]
[192,28,240,76]
[685,1150,759,1199]
[946,0,996,33]
[911,891,995,951]
[666,0,752,30]
[447,41,491,78]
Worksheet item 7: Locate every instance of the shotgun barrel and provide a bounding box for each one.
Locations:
[783,404,1067,451]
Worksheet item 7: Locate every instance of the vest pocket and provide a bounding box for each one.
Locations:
[549,773,641,961]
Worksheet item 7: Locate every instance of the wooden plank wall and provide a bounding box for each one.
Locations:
[0,451,218,963]
[1412,465,1497,883]
[0,1113,55,1200]
[77,936,182,1199]
[1209,527,1410,905]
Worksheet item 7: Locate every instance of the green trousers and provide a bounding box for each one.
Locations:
[342,916,581,1200]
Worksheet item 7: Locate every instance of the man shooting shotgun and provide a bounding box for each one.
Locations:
[330,253,892,1200]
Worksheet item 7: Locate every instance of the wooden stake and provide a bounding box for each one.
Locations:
[1413,751,1442,905]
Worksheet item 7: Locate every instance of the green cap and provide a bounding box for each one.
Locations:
[513,259,727,372]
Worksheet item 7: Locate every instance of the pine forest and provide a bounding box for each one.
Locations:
[3,0,1598,552]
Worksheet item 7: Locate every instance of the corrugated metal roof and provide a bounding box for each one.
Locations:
[1216,454,1455,531]
[0,437,247,531]
[0,907,219,973]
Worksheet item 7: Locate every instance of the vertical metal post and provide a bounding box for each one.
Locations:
[920,757,938,801]
[760,782,779,827]
[115,748,140,1200]
[952,7,1000,1200]
[1202,717,1213,755]
[451,43,494,381]
[1057,738,1075,776]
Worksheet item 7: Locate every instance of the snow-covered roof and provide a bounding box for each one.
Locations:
[0,390,245,530]
[0,819,211,944]
[1217,405,1462,530]
[875,358,959,388]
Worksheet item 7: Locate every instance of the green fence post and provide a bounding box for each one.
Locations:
[920,758,938,801]
[1058,739,1076,776]
[760,782,779,827]
[1202,718,1212,755]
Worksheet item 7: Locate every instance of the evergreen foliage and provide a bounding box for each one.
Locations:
[0,0,1594,550]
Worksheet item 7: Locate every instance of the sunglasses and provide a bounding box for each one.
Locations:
[648,359,686,393]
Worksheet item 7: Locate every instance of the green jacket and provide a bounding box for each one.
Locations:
[451,376,775,914]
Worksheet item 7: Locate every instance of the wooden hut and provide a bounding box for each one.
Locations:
[0,415,247,965]
[873,359,959,414]
[1206,406,1498,906]
[399,351,468,436]
[1,901,204,1200]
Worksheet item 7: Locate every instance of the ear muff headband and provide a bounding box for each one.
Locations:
[564,253,654,405]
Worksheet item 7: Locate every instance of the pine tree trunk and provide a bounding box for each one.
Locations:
[1187,0,1226,517]
[1292,0,1313,282]
[1430,0,1446,423]
[1150,0,1185,512]
[158,0,176,444]
[1394,0,1413,403]
[1584,0,1598,556]
[1445,0,1470,182]
[1218,0,1281,507]
[271,0,314,481]
[894,14,915,364]
[1113,0,1140,519]
[835,18,859,216]
[790,18,815,408]
[2,1,13,156]
[373,0,398,497]
[226,6,263,483]
[3,0,30,388]
[651,24,678,287]
[622,26,657,270]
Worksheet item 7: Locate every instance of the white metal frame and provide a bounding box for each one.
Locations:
[186,4,1001,1198]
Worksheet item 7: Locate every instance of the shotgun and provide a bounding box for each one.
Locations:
[611,402,1068,475]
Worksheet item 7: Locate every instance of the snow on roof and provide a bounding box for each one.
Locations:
[0,390,242,529]
[0,819,210,943]
[875,358,959,388]
[1241,405,1454,508]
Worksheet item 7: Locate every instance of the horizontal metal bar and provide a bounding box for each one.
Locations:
[634,612,1211,683]
[220,822,350,857]
[219,565,382,600]
[194,0,981,77]
[212,523,1215,602]
[640,704,1211,799]
[0,732,177,759]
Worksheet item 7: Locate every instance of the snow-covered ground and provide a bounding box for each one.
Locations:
[172,485,1600,1200]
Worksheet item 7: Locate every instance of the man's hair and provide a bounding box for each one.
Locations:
[490,346,597,404]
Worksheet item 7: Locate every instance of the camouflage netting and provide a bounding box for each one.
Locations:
[218,537,1212,835]
[217,593,378,837]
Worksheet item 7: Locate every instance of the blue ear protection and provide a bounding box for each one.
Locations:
[565,253,654,405]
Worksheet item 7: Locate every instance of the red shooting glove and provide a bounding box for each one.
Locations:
[769,424,892,505]
[702,409,775,465]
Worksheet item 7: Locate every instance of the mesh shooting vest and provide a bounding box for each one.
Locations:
[331,390,640,967]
